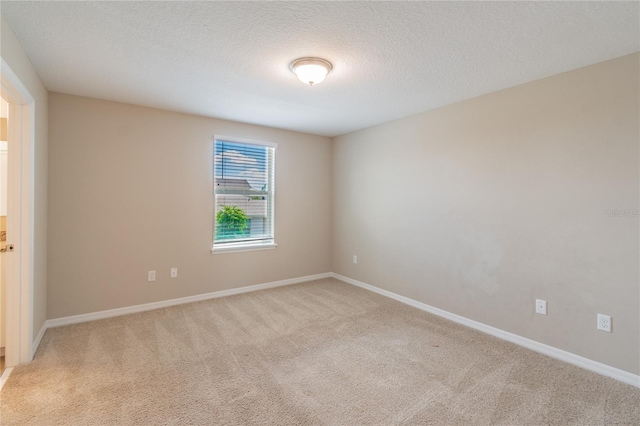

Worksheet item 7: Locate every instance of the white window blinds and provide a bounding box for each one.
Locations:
[213,137,276,248]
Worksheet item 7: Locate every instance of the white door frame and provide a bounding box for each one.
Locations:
[0,58,35,367]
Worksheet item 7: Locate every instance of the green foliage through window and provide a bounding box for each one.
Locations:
[216,205,249,239]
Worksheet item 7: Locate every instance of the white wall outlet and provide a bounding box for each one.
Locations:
[535,299,547,315]
[353,255,358,264]
[170,267,178,278]
[597,314,612,332]
[147,270,156,282]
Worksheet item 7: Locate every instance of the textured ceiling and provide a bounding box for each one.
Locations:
[2,1,638,137]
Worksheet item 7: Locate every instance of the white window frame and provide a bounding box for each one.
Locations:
[211,135,277,254]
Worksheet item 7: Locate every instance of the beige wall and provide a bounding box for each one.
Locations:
[48,93,332,318]
[332,53,640,374]
[1,15,49,342]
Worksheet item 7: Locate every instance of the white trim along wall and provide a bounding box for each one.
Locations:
[46,273,331,328]
[330,273,640,389]
[28,272,640,389]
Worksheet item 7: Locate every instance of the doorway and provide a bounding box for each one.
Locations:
[0,58,35,382]
[0,95,6,375]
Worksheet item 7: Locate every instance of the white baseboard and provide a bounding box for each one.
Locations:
[46,272,332,329]
[33,270,640,389]
[331,272,640,389]
[31,322,48,359]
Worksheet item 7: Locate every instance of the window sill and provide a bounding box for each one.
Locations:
[211,242,277,254]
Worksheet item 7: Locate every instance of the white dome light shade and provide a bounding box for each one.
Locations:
[289,57,333,86]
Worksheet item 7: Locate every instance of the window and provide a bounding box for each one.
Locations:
[212,136,276,253]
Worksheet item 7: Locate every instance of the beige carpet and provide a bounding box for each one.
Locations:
[1,278,638,425]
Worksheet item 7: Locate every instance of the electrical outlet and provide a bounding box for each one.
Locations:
[170,267,178,278]
[353,255,358,264]
[147,270,156,282]
[597,314,612,332]
[535,299,547,315]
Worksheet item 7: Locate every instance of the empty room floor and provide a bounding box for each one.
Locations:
[1,278,638,425]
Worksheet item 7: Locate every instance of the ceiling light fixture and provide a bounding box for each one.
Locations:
[289,57,333,86]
